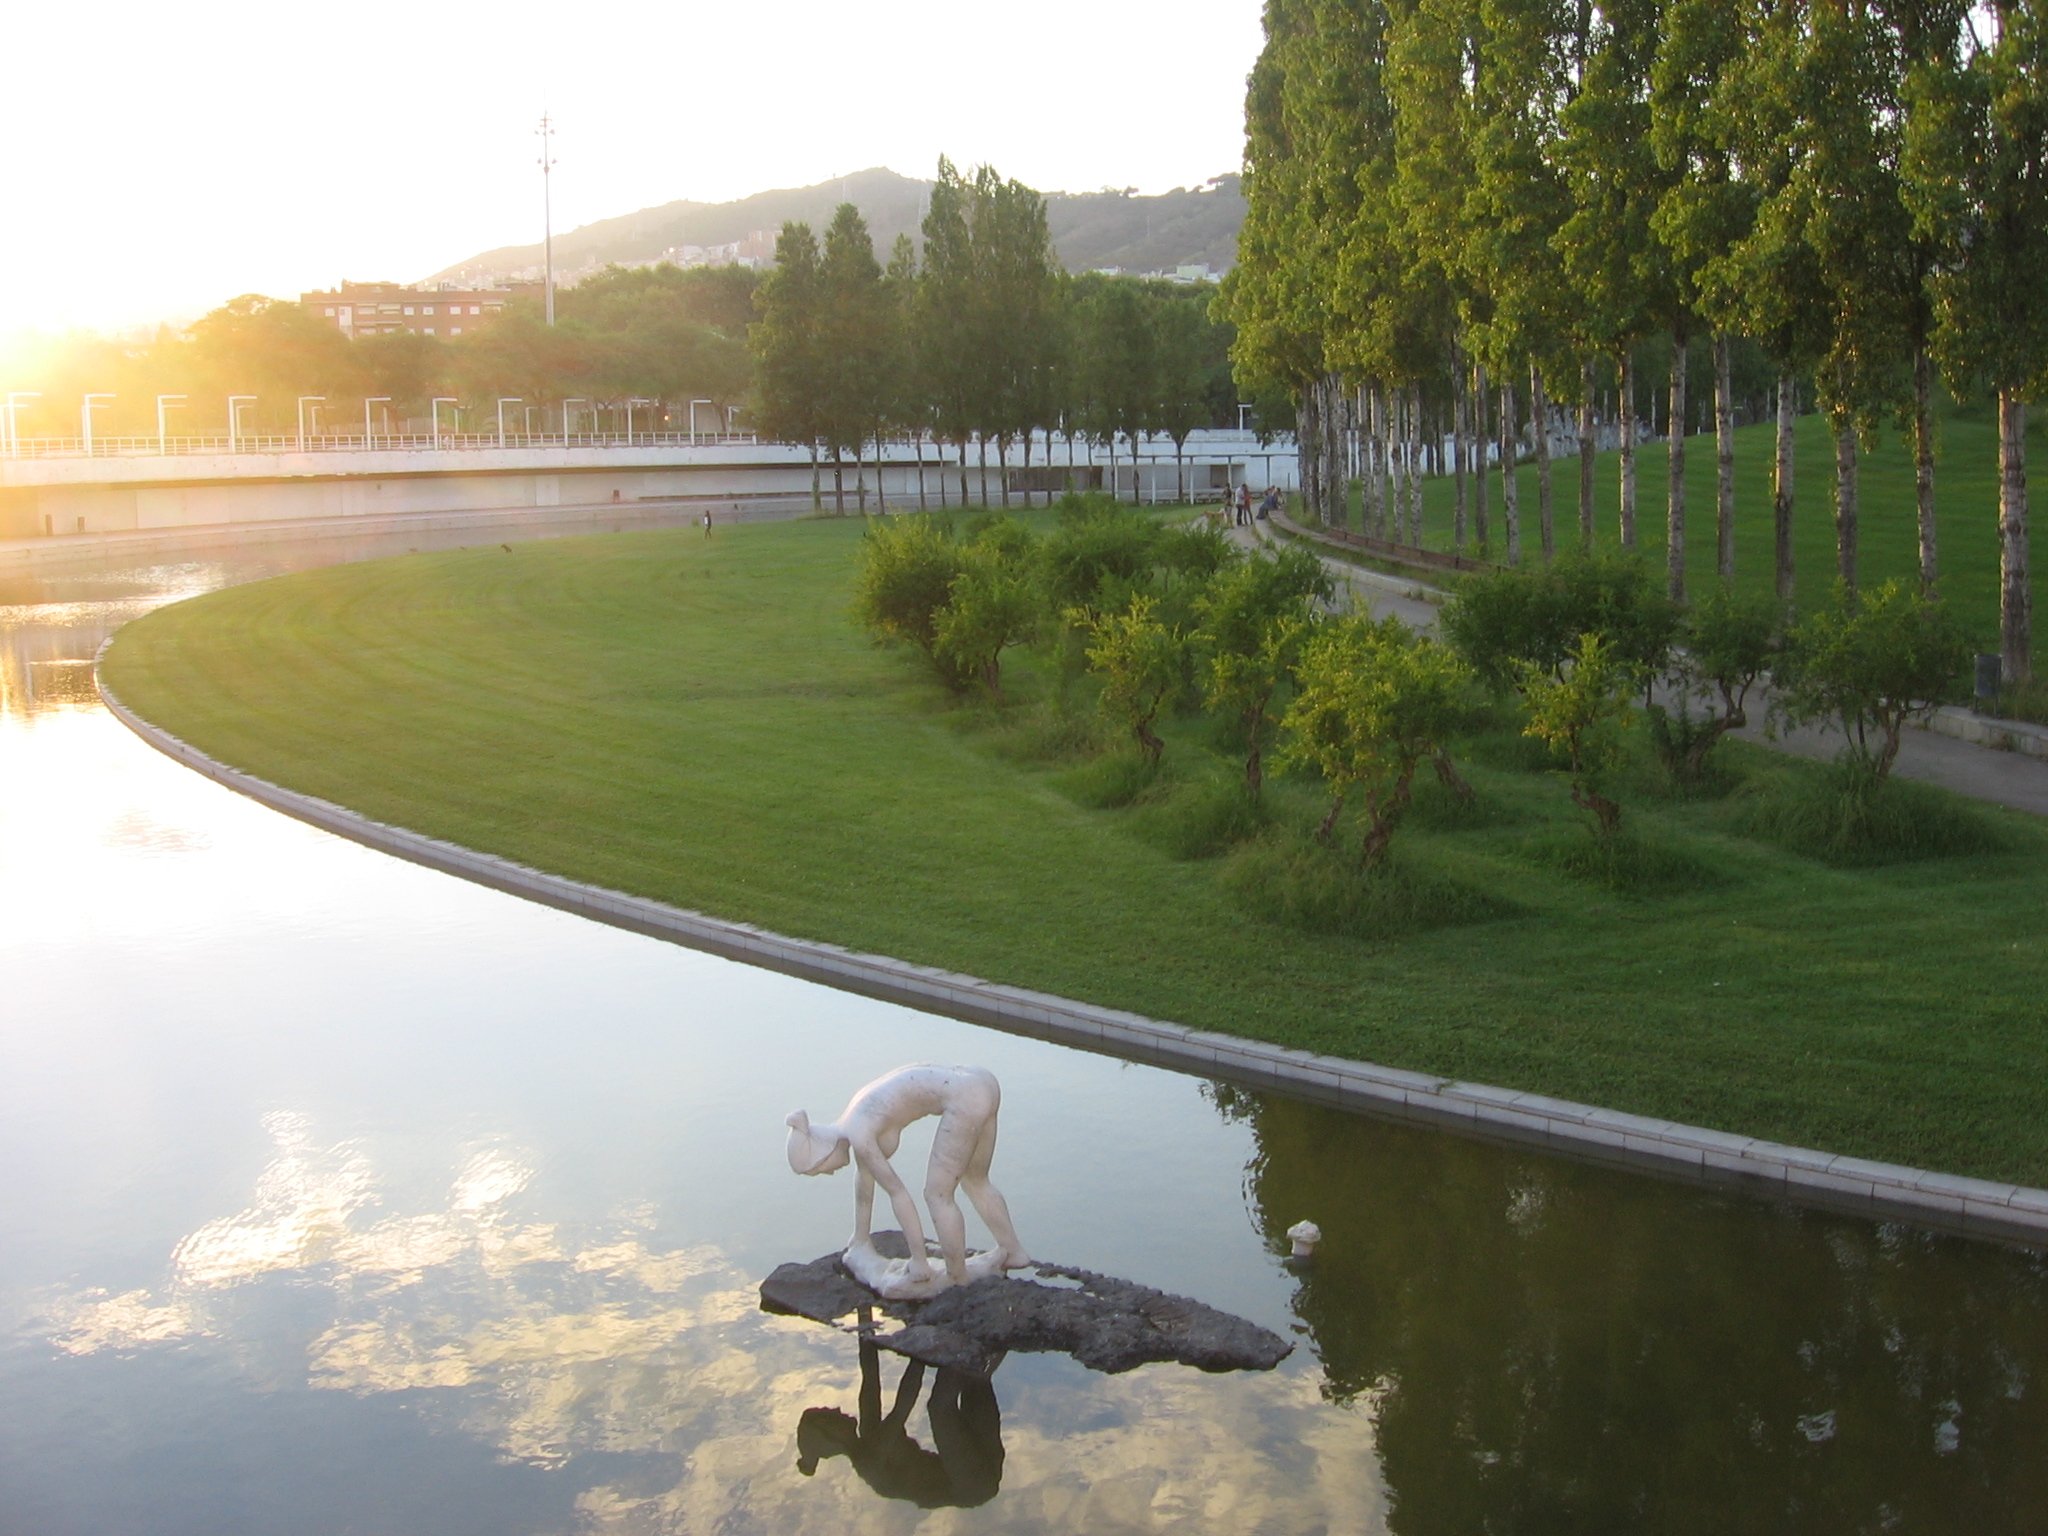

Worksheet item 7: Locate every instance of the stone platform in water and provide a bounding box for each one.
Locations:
[759,1232,1292,1378]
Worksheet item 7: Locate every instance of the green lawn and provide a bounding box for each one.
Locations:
[102,511,2048,1186]
[1360,404,2040,650]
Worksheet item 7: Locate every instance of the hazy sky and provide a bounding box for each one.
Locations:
[1,0,1261,341]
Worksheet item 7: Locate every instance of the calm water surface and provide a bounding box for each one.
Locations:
[1,525,2044,1534]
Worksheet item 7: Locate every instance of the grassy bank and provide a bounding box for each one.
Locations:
[1355,406,2040,656]
[102,513,2048,1185]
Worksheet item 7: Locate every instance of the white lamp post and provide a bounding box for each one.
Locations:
[431,397,457,449]
[563,398,588,445]
[5,391,43,456]
[688,398,713,444]
[496,397,522,448]
[156,394,187,454]
[297,395,325,453]
[227,395,255,452]
[624,397,653,446]
[82,393,115,455]
[364,397,390,449]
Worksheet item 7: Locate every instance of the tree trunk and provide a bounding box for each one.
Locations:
[958,441,969,508]
[1327,374,1349,526]
[1500,377,1521,566]
[1406,384,1423,544]
[1668,333,1687,604]
[917,435,927,511]
[1473,362,1491,551]
[996,435,1011,508]
[1367,385,1385,539]
[810,443,822,512]
[1297,386,1319,524]
[1578,358,1596,551]
[1533,363,1553,563]
[1619,349,1637,548]
[1715,334,1734,583]
[1453,371,1469,549]
[1774,372,1795,605]
[978,437,991,507]
[2000,390,2031,685]
[833,452,846,516]
[1915,346,1937,594]
[1382,383,1400,538]
[1834,422,1858,593]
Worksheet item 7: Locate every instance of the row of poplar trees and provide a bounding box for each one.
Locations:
[1220,0,2046,684]
[749,158,1238,515]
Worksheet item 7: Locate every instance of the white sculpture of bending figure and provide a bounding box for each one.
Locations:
[786,1064,1032,1300]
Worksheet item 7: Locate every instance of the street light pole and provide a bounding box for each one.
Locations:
[297,395,325,453]
[364,397,390,449]
[227,395,255,452]
[5,391,42,456]
[82,394,115,456]
[157,394,187,454]
[497,397,522,448]
[536,112,557,326]
[431,397,457,449]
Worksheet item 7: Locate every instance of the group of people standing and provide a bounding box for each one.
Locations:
[1228,484,1280,526]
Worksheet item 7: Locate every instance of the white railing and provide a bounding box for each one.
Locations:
[2,431,764,459]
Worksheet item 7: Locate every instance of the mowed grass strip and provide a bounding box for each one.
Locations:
[103,514,2048,1186]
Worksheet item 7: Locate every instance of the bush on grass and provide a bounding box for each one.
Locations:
[1733,757,2012,866]
[1131,773,1272,860]
[1052,746,1160,810]
[1220,836,1511,938]
[1519,821,1728,895]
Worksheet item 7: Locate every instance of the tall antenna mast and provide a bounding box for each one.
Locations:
[536,112,557,326]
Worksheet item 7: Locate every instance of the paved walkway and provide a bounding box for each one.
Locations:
[1238,514,2048,819]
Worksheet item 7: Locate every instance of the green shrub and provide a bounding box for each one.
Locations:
[1132,774,1272,860]
[1220,837,1511,938]
[852,514,961,658]
[1648,586,1783,791]
[1443,550,1678,689]
[1733,758,2012,866]
[1052,746,1160,809]
[1520,822,1727,894]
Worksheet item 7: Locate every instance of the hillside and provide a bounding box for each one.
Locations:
[430,168,1245,284]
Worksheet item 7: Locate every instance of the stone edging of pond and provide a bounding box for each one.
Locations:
[99,671,2048,1251]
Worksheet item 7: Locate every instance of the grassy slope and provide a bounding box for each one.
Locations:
[102,512,2048,1185]
[1383,406,2038,647]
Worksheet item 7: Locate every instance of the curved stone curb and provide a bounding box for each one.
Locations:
[98,671,2048,1251]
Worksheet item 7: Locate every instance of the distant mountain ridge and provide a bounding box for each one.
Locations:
[429,167,1245,286]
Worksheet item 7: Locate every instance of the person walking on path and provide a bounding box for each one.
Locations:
[703,508,713,539]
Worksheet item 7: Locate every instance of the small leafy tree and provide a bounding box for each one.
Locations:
[1081,596,1186,765]
[1522,632,1639,838]
[852,514,962,664]
[1649,587,1782,787]
[1775,580,1973,781]
[934,540,1039,696]
[1197,546,1333,796]
[1279,618,1481,868]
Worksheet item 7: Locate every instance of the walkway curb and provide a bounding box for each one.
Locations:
[99,672,2048,1251]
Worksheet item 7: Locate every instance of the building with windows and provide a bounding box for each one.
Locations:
[299,281,542,339]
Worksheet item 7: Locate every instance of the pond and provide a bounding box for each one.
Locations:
[2,521,2043,1534]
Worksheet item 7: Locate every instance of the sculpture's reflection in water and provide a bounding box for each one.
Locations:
[795,1316,1005,1510]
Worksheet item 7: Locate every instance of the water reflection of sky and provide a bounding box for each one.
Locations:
[2,533,2045,1534]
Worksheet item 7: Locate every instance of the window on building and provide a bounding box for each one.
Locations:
[450,327,462,336]
[323,307,335,317]
[422,304,435,315]
[470,305,481,315]
[402,304,415,316]
[423,327,434,336]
